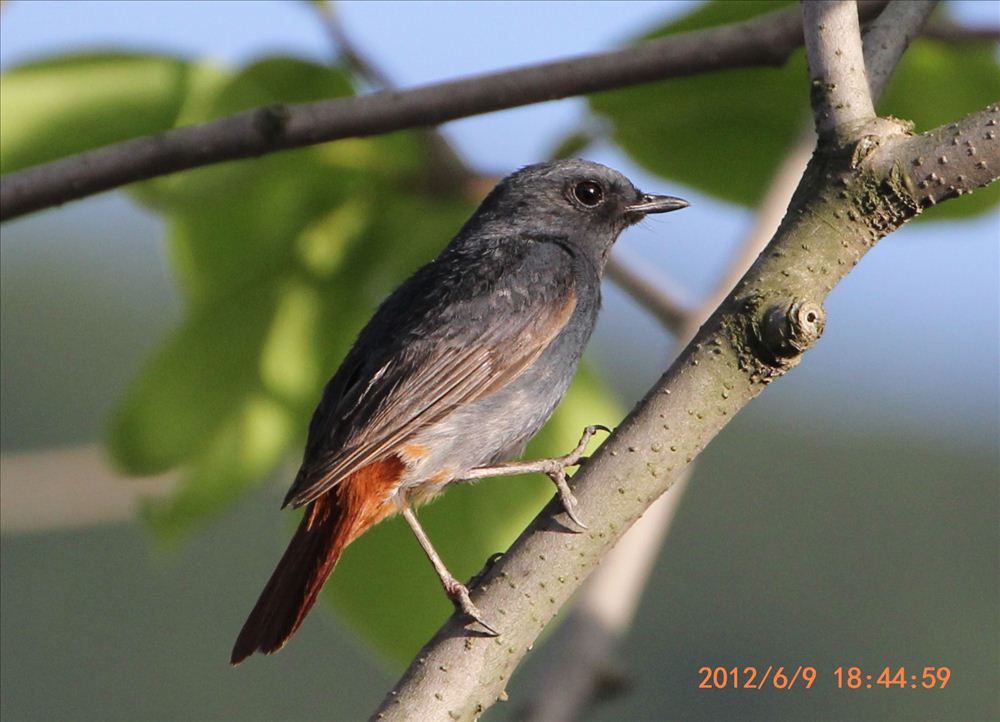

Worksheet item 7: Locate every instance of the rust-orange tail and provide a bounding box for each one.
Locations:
[230,458,403,665]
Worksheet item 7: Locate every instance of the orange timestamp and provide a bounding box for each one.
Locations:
[697,665,952,690]
[834,666,951,689]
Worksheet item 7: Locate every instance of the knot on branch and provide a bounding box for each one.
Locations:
[732,296,826,385]
[252,104,292,141]
[838,118,921,244]
[761,300,826,361]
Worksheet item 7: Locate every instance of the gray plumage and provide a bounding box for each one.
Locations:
[284,159,686,508]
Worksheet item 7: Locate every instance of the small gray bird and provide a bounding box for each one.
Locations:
[231,159,687,664]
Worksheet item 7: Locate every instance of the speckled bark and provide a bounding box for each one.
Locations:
[804,1,876,139]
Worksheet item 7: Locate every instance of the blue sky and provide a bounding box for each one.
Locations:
[2,1,998,446]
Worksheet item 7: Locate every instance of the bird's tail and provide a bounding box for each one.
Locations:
[230,457,403,665]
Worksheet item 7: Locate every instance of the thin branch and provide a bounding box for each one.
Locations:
[803,0,877,138]
[313,0,394,90]
[0,0,891,221]
[604,258,693,335]
[922,18,1000,44]
[864,0,937,101]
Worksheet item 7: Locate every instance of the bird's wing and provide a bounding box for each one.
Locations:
[284,271,577,508]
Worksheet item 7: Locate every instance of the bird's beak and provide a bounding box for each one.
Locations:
[626,193,689,215]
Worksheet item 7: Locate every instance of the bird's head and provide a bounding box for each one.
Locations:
[466,159,687,265]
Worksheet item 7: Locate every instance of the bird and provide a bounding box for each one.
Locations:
[230,159,688,664]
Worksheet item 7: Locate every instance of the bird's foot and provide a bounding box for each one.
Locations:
[444,578,499,636]
[540,424,611,530]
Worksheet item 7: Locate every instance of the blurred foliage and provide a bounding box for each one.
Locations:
[0,50,622,664]
[588,0,1000,220]
[0,53,191,174]
[0,0,995,666]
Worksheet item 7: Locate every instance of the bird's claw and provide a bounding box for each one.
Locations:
[445,579,500,636]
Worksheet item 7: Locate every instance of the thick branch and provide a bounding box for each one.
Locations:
[884,103,1000,209]
[803,0,877,138]
[517,471,691,722]
[0,1,890,221]
[370,103,999,722]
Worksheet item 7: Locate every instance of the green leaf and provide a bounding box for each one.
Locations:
[208,56,355,114]
[142,392,295,547]
[324,364,622,665]
[108,284,280,475]
[0,53,190,173]
[589,1,805,207]
[589,0,999,219]
[109,53,471,542]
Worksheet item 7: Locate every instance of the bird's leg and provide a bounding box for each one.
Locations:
[401,505,499,636]
[463,424,610,530]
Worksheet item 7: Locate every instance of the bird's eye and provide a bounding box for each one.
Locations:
[573,180,604,207]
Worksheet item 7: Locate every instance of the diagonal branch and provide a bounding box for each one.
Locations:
[0,1,891,222]
[369,4,998,716]
[513,4,946,716]
[863,0,937,100]
[604,258,693,335]
[369,98,999,722]
[312,0,394,90]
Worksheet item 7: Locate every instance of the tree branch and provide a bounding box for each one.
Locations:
[370,99,999,722]
[804,0,877,138]
[370,6,997,713]
[922,18,1000,44]
[516,470,692,722]
[313,0,394,90]
[604,258,693,335]
[863,0,937,100]
[888,103,1000,208]
[0,1,890,222]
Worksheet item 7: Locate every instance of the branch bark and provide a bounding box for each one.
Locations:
[804,0,877,138]
[863,0,936,100]
[516,469,691,722]
[0,1,890,222]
